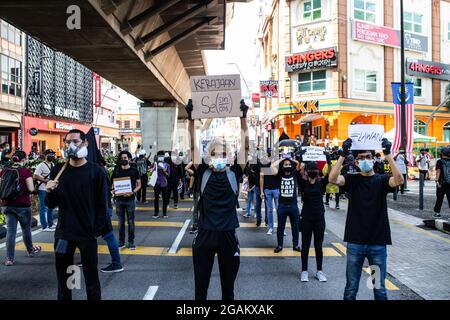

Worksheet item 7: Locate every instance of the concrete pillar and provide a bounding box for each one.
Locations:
[140,102,178,153]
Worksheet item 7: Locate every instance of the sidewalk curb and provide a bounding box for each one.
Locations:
[435,219,450,234]
[423,219,450,235]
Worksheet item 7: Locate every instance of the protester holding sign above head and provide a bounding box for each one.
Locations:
[111,151,141,250]
[268,155,301,254]
[329,135,404,300]
[297,154,331,283]
[185,98,248,301]
[152,151,170,218]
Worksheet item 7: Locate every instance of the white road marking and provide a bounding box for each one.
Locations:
[168,219,190,254]
[143,286,159,300]
[0,229,43,249]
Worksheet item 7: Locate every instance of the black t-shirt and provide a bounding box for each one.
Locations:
[342,173,395,245]
[244,164,258,188]
[299,177,328,220]
[261,163,280,190]
[277,167,298,204]
[111,166,140,200]
[45,162,111,240]
[197,163,243,231]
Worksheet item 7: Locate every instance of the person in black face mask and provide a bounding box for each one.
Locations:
[298,158,330,283]
[269,155,301,253]
[111,151,141,250]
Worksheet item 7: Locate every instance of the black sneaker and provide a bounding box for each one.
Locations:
[433,213,442,218]
[152,214,159,219]
[336,205,340,210]
[128,243,136,250]
[174,204,178,209]
[101,264,124,273]
[274,246,283,253]
[325,202,329,206]
[163,215,168,219]
[118,242,126,249]
[293,246,300,252]
[256,221,261,227]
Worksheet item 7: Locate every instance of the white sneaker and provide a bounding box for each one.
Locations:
[43,228,52,232]
[300,271,309,282]
[266,228,273,235]
[315,271,327,282]
[284,232,287,236]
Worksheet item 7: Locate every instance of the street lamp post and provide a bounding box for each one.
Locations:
[227,62,251,99]
[400,0,407,151]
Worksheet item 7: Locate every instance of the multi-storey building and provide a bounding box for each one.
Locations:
[259,0,450,150]
[0,20,23,150]
[116,94,142,154]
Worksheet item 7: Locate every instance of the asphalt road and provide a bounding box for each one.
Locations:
[0,193,423,300]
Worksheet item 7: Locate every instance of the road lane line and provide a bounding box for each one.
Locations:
[143,286,159,300]
[168,219,190,254]
[111,221,184,227]
[0,229,43,249]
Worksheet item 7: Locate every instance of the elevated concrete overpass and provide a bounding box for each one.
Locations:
[0,0,253,150]
[0,0,252,117]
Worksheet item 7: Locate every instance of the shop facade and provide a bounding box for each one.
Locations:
[258,0,450,150]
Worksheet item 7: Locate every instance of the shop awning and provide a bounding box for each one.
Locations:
[384,129,437,143]
[292,113,323,124]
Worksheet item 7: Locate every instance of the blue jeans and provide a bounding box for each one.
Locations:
[38,190,53,229]
[102,207,121,267]
[245,189,256,216]
[276,202,299,248]
[344,243,388,300]
[264,188,279,229]
[254,186,263,223]
[115,198,136,244]
[4,207,33,260]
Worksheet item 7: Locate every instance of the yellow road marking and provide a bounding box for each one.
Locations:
[111,221,184,228]
[17,243,340,257]
[390,219,450,245]
[239,222,292,228]
[135,207,191,212]
[363,267,399,291]
[142,198,193,202]
[332,242,347,255]
[332,243,399,291]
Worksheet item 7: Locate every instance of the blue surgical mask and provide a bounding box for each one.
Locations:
[211,158,227,170]
[358,159,374,173]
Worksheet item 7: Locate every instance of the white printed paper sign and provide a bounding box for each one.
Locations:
[348,124,384,150]
[190,74,242,119]
[113,177,132,196]
[301,146,326,161]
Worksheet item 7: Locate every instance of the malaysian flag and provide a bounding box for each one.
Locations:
[391,82,415,165]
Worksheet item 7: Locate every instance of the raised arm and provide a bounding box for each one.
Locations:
[382,139,404,188]
[329,139,351,187]
[238,100,249,171]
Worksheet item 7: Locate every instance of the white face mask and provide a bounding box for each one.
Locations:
[64,143,88,159]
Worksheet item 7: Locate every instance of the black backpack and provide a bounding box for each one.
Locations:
[0,167,21,201]
[441,159,450,184]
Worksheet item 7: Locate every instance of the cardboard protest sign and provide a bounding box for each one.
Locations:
[190,74,242,119]
[113,177,132,196]
[348,124,384,150]
[301,146,326,161]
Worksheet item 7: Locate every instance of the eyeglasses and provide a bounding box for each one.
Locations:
[356,155,373,160]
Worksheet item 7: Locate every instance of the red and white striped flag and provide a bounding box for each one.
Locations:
[391,82,415,165]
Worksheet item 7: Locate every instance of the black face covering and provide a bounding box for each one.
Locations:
[307,170,318,179]
[121,159,129,166]
[47,155,55,161]
[282,165,294,174]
